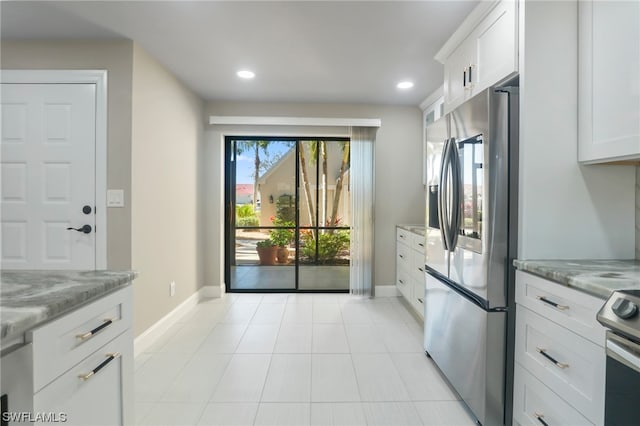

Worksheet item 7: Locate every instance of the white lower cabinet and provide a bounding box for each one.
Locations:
[1,286,133,426]
[1,344,34,425]
[513,271,605,425]
[396,226,425,318]
[33,330,132,426]
[513,364,594,426]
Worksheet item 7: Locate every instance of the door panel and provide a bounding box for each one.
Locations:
[425,115,449,276]
[229,140,296,290]
[298,140,350,291]
[1,83,96,269]
[424,272,506,426]
[450,89,510,308]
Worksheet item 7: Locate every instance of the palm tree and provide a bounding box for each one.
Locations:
[236,140,270,211]
[329,141,350,227]
[298,141,316,230]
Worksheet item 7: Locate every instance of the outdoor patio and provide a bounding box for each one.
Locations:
[231,265,349,290]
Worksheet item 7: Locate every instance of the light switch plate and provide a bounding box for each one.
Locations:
[107,189,125,207]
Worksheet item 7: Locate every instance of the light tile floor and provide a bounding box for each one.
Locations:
[134,294,477,426]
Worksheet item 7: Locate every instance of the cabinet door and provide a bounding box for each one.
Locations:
[33,330,132,426]
[513,363,595,426]
[444,42,473,111]
[474,0,518,91]
[0,344,34,425]
[411,278,425,319]
[579,0,640,162]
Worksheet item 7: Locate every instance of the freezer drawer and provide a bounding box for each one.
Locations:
[424,272,505,426]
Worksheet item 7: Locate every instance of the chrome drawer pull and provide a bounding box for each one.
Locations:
[536,347,570,369]
[78,352,120,381]
[76,318,114,341]
[536,296,569,311]
[534,412,549,426]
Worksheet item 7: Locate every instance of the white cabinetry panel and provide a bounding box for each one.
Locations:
[396,227,425,319]
[579,0,640,163]
[513,271,605,425]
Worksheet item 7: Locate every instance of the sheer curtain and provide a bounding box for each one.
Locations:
[349,126,376,296]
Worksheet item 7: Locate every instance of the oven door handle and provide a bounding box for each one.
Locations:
[607,333,640,374]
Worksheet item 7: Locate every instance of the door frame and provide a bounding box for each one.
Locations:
[224,136,351,293]
[1,70,108,268]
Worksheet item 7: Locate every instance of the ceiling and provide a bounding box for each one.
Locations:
[1,1,478,106]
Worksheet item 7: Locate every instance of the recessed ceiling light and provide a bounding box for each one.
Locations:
[397,81,414,89]
[237,70,255,79]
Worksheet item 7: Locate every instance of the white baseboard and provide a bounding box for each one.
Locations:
[375,285,400,297]
[200,285,223,298]
[134,285,221,357]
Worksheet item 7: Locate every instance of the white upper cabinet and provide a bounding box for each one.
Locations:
[437,0,518,113]
[578,0,640,163]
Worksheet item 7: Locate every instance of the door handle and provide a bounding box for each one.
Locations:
[67,225,92,234]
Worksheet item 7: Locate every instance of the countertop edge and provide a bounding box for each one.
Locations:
[1,271,138,344]
[397,224,426,236]
[514,259,640,300]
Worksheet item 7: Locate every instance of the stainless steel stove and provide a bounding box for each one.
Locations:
[597,290,640,426]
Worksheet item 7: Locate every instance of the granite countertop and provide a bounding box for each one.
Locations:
[1,270,137,343]
[397,224,426,236]
[514,259,640,299]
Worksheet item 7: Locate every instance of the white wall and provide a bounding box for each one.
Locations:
[1,40,134,269]
[203,102,423,292]
[131,45,205,336]
[518,0,635,259]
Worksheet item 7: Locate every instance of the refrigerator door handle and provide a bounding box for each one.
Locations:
[438,138,451,251]
[448,140,462,251]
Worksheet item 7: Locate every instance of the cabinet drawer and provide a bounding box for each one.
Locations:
[29,286,133,393]
[513,363,594,426]
[410,232,426,254]
[411,250,426,282]
[34,329,132,426]
[515,306,605,424]
[411,279,425,319]
[515,271,606,346]
[396,268,411,300]
[397,242,411,270]
[396,228,410,244]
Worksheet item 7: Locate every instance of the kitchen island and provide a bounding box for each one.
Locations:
[0,270,136,426]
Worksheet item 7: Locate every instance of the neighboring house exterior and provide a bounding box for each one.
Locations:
[257,143,351,228]
[235,184,254,205]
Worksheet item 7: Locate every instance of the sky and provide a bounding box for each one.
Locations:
[235,141,295,184]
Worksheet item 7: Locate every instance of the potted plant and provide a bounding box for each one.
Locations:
[256,239,277,265]
[269,218,294,264]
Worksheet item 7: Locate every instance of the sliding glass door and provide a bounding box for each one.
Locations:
[225,137,350,292]
[297,140,350,290]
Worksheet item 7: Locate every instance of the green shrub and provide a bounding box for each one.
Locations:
[276,195,295,222]
[236,204,255,218]
[236,204,259,227]
[301,230,350,263]
[237,216,259,227]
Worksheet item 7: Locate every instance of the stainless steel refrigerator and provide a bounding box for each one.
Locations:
[424,85,519,426]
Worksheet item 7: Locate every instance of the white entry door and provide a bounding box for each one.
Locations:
[1,83,97,269]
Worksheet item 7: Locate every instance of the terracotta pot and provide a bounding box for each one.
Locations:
[256,246,277,265]
[276,247,289,264]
